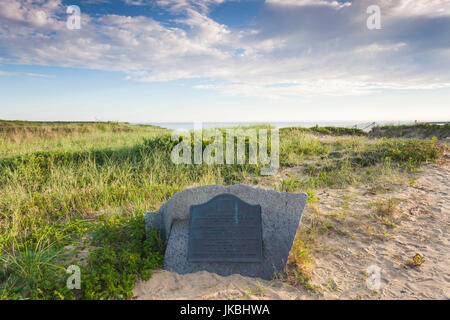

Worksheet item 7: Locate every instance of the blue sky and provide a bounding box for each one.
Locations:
[0,0,449,122]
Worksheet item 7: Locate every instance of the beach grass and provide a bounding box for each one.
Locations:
[369,122,449,140]
[0,120,442,299]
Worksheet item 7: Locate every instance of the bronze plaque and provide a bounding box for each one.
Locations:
[188,194,263,263]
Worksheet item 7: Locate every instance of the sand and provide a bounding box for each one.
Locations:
[133,160,450,300]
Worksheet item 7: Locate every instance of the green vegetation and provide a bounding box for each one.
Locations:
[82,217,164,299]
[406,253,425,267]
[289,239,312,277]
[369,122,450,140]
[373,198,398,217]
[280,128,440,189]
[0,120,443,299]
[282,126,367,137]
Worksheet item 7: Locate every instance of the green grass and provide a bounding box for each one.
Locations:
[369,122,450,140]
[281,126,366,137]
[0,121,167,158]
[0,120,443,299]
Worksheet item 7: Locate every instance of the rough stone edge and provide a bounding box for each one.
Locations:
[146,184,308,241]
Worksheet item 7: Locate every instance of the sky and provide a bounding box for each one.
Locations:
[0,0,449,122]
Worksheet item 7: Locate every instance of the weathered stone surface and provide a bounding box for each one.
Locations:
[146,184,308,280]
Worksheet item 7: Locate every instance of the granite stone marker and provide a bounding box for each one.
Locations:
[188,194,263,263]
[145,184,308,280]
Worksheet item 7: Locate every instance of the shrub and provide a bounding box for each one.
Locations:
[281,126,366,137]
[82,215,164,300]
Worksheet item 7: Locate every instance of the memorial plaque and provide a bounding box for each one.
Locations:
[188,193,263,263]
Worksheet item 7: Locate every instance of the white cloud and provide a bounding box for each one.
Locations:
[124,0,149,5]
[0,0,449,99]
[0,70,53,78]
[385,0,450,18]
[156,0,226,14]
[0,0,64,26]
[266,0,352,9]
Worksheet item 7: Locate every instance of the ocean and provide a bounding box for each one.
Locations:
[135,121,415,132]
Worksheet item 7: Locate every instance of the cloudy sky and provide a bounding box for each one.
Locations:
[0,0,449,122]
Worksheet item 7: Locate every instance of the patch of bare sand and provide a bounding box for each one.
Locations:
[133,270,311,300]
[303,161,449,300]
[133,161,449,300]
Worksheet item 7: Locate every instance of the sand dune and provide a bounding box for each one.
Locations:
[133,160,450,300]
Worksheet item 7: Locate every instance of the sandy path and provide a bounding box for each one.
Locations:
[308,162,450,300]
[133,161,450,300]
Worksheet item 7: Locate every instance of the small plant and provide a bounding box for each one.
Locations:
[290,270,320,295]
[241,286,252,300]
[382,218,397,228]
[406,253,425,267]
[366,225,374,237]
[374,198,398,216]
[255,281,265,297]
[324,279,338,291]
[280,176,299,192]
[320,218,334,234]
[304,188,317,202]
[0,234,74,299]
[0,239,61,284]
[291,239,312,278]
